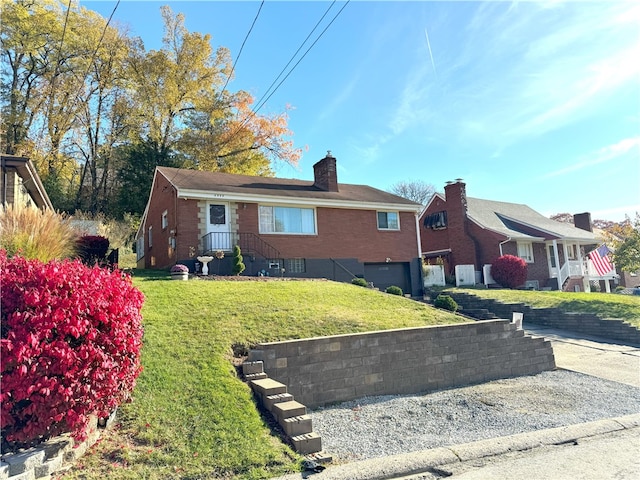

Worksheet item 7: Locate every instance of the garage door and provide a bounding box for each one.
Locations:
[364,262,411,294]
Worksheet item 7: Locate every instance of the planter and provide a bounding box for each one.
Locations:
[171,272,188,281]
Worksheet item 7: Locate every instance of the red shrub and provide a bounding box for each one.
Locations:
[490,255,528,289]
[0,250,144,448]
[76,235,110,265]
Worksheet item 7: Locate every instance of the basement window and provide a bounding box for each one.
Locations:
[285,258,306,273]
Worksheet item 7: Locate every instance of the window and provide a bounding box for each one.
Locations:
[285,258,306,273]
[548,245,556,268]
[423,211,447,229]
[209,205,226,225]
[148,226,153,249]
[517,241,534,263]
[259,206,316,234]
[161,210,168,229]
[136,237,144,261]
[567,244,578,260]
[377,211,399,230]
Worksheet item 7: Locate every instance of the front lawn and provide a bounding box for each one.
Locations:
[61,275,463,480]
[452,288,640,328]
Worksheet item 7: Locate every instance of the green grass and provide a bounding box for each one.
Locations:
[452,288,640,328]
[62,275,463,480]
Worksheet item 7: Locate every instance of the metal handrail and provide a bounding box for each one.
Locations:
[200,232,280,261]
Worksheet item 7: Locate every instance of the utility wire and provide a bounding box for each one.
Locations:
[250,1,336,119]
[251,0,350,117]
[219,0,265,96]
[216,0,350,156]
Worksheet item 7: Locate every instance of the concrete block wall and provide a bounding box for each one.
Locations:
[248,320,555,409]
[447,292,640,345]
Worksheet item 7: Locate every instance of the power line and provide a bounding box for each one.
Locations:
[215,0,350,158]
[252,0,350,117]
[250,1,337,119]
[219,0,265,96]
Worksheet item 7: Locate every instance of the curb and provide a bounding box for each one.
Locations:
[273,413,640,480]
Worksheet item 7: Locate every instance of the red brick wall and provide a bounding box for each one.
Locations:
[143,172,176,269]
[237,204,419,262]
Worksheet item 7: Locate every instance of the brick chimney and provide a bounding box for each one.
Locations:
[573,212,593,232]
[444,179,468,222]
[444,179,477,266]
[313,151,339,192]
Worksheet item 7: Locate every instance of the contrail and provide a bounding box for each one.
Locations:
[424,27,437,77]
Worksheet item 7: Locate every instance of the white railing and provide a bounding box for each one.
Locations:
[558,260,585,289]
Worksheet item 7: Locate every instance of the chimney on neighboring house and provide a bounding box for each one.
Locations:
[444,179,477,267]
[573,212,593,232]
[444,178,469,221]
[313,151,339,192]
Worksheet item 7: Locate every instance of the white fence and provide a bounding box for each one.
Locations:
[423,264,446,287]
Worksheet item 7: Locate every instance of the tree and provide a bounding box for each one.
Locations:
[608,214,640,273]
[388,180,435,205]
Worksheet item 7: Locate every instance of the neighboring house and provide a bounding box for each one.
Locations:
[1,155,53,210]
[420,180,615,292]
[136,153,425,295]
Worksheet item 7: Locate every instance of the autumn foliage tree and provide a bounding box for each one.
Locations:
[490,255,528,289]
[1,2,301,217]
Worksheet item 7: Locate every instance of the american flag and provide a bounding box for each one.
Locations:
[588,244,614,276]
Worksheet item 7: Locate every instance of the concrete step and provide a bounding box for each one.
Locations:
[282,414,313,436]
[250,378,287,400]
[244,372,268,381]
[264,392,294,411]
[242,361,264,376]
[272,400,306,422]
[305,451,333,465]
[291,432,322,454]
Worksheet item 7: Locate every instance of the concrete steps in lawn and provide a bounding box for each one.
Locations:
[242,361,330,462]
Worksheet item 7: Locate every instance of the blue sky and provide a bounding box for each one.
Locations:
[82,0,639,221]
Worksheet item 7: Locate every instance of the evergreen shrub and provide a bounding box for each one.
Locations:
[232,245,245,275]
[434,294,458,312]
[385,285,403,296]
[352,278,368,287]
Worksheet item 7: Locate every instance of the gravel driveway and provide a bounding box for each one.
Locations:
[310,370,640,463]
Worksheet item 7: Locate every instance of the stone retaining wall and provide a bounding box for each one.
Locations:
[446,292,640,344]
[248,320,555,409]
[0,412,115,480]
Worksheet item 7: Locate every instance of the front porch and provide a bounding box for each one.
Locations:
[546,240,617,292]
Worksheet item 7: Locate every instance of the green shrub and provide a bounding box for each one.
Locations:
[352,277,368,287]
[232,245,245,275]
[0,204,77,261]
[434,294,458,312]
[385,285,403,296]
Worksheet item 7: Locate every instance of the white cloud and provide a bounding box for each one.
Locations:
[385,1,640,149]
[543,137,640,178]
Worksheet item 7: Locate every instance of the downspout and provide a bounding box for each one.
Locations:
[415,212,423,258]
[499,237,511,257]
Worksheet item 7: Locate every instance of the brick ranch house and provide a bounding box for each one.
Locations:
[136,153,425,295]
[420,180,617,292]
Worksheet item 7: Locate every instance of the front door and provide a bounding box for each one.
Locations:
[207,203,230,251]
